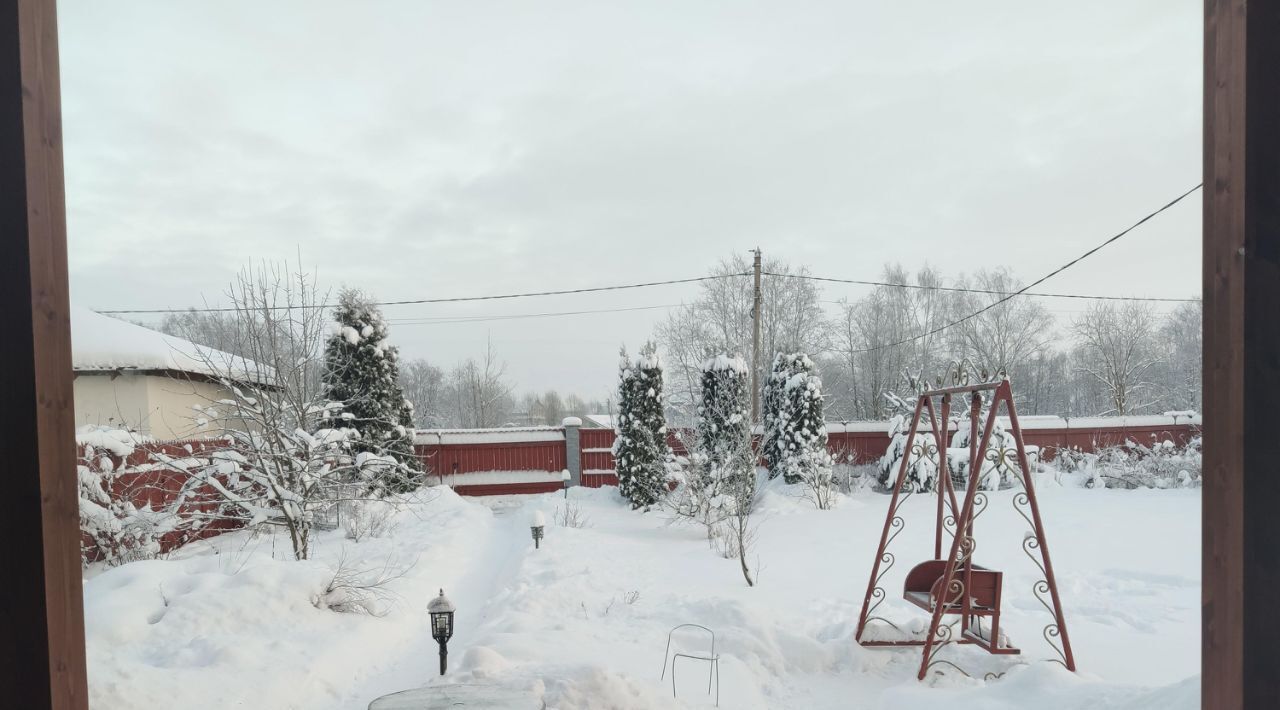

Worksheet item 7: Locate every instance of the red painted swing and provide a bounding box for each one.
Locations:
[854,374,1075,680]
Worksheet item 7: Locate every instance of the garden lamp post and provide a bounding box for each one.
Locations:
[428,589,455,675]
[531,510,546,549]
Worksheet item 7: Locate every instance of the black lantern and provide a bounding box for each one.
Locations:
[427,589,455,675]
[531,511,546,549]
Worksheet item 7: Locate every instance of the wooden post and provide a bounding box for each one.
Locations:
[1203,1,1280,708]
[0,1,87,709]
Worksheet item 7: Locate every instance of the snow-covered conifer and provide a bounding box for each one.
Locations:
[613,342,672,509]
[772,353,833,489]
[322,289,423,494]
[697,353,753,496]
[760,353,791,475]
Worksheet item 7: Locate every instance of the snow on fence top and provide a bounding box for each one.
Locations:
[414,426,567,445]
[72,306,274,387]
[825,414,1200,434]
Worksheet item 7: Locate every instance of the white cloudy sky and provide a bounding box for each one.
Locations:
[59,1,1202,398]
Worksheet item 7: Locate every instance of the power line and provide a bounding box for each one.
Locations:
[846,183,1202,354]
[780,273,1198,303]
[97,274,746,315]
[385,303,681,326]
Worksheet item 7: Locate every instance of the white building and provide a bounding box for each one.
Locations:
[71,307,271,441]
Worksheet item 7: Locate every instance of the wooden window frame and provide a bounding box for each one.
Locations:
[2,0,1276,707]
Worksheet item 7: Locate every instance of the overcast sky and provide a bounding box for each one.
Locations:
[59,1,1202,399]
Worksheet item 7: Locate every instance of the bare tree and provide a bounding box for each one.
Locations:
[827,265,951,419]
[950,268,1053,383]
[400,358,448,427]
[1071,301,1161,416]
[447,337,514,427]
[1157,301,1203,412]
[176,262,419,560]
[655,255,829,422]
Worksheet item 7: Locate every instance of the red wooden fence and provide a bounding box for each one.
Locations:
[415,428,569,496]
[415,414,1201,496]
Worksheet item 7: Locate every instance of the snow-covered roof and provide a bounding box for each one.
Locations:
[582,414,614,428]
[72,306,274,387]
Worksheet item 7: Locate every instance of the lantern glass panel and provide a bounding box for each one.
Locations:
[432,612,452,639]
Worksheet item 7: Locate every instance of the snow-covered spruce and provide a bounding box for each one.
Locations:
[612,343,672,510]
[760,352,791,475]
[697,354,752,473]
[762,353,833,487]
[775,357,836,510]
[322,289,423,495]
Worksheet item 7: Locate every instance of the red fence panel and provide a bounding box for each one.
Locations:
[79,438,243,563]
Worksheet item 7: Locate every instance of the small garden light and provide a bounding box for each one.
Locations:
[427,589,455,675]
[531,510,546,549]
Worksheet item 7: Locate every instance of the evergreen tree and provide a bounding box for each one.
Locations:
[322,289,423,494]
[772,353,833,485]
[761,352,797,477]
[613,342,672,509]
[697,353,753,495]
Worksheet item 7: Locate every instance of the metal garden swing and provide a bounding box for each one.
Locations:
[854,367,1076,680]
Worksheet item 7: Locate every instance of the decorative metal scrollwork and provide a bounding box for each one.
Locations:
[910,441,939,461]
[1012,492,1037,536]
[970,492,990,524]
[1013,494,1070,668]
[984,446,1019,483]
[1042,624,1070,668]
[1021,534,1048,579]
[866,495,912,622]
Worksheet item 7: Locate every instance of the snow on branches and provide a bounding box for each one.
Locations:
[613,342,673,510]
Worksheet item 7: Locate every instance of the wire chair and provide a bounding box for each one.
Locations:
[659,624,720,707]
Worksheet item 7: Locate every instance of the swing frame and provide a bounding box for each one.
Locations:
[853,378,1076,680]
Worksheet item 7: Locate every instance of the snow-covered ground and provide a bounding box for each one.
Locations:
[84,479,1200,709]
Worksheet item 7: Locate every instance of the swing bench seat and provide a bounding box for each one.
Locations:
[903,560,1020,655]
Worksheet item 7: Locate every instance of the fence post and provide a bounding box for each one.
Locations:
[562,417,582,487]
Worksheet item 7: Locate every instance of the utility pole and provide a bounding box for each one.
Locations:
[751,247,762,422]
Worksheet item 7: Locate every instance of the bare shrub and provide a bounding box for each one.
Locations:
[554,501,592,529]
[341,499,399,542]
[316,551,414,616]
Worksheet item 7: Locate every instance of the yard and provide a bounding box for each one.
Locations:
[84,477,1200,709]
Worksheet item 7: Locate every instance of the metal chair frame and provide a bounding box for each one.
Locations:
[659,624,720,707]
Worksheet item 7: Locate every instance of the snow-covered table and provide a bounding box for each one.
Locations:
[367,684,544,709]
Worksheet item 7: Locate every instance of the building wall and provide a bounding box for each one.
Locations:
[73,373,151,433]
[74,372,239,441]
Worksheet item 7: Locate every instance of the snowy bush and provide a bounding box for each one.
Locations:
[948,412,1021,491]
[878,412,940,492]
[1065,436,1202,490]
[613,342,673,510]
[77,426,193,567]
